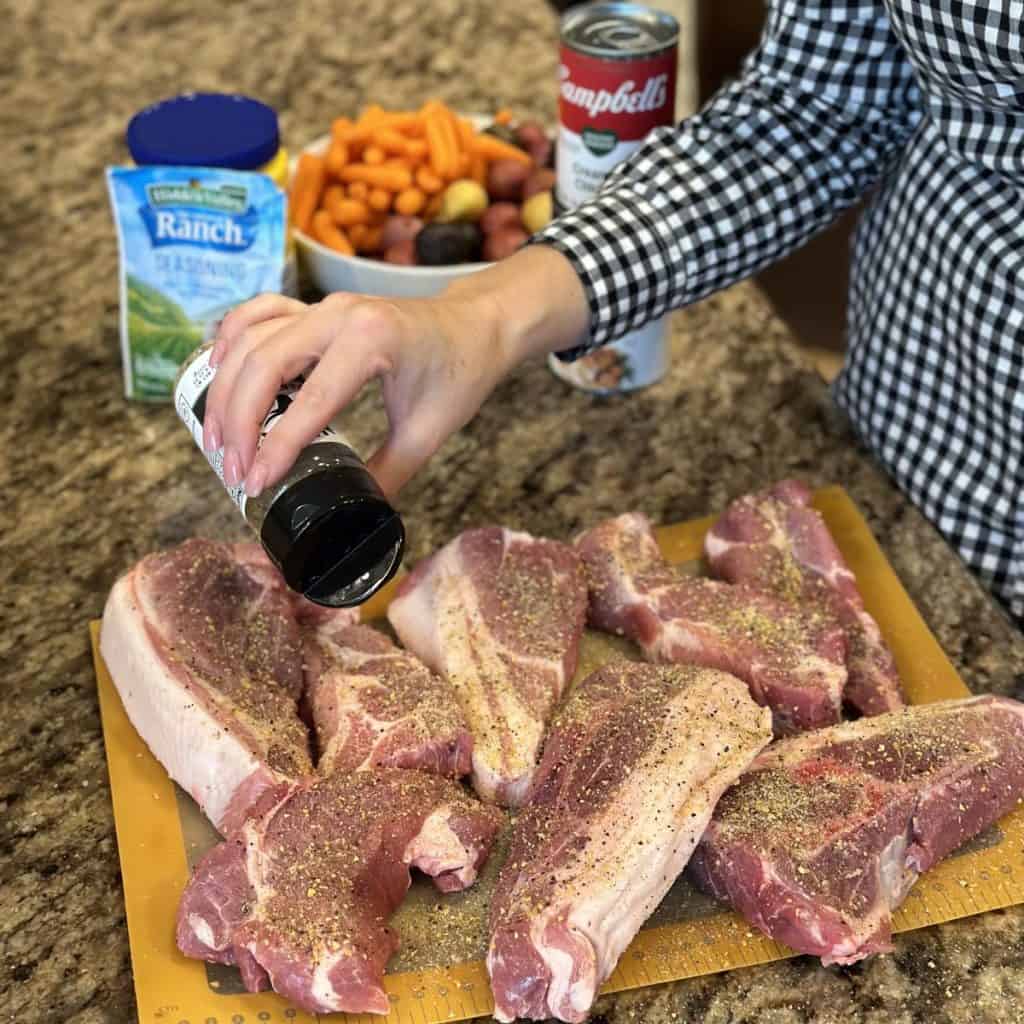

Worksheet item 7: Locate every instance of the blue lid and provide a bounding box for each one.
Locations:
[127,92,280,170]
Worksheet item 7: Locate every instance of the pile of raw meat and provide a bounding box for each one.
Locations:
[100,481,1024,1021]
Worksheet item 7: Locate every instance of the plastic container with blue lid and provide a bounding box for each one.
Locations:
[126,92,289,185]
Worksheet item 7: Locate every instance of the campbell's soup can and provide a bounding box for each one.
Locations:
[549,2,678,394]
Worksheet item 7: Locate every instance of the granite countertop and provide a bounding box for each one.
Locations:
[4,1,1024,1022]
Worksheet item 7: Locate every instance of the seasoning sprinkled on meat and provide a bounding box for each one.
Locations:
[100,539,321,833]
[691,695,1024,965]
[307,621,472,776]
[388,527,588,806]
[705,480,904,715]
[176,769,503,1015]
[487,660,772,1023]
[576,513,847,734]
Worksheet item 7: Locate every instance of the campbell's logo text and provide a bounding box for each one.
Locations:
[559,65,669,119]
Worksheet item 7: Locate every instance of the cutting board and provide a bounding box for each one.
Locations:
[91,486,1024,1024]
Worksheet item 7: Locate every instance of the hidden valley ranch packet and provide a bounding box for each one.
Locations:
[107,166,287,400]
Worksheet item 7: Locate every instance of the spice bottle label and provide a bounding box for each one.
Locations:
[174,346,341,516]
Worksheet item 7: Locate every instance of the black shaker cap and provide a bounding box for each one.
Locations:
[260,466,405,607]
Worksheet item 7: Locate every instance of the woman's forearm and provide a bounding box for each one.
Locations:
[441,244,591,367]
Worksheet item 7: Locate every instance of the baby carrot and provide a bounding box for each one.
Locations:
[363,145,386,166]
[373,128,412,157]
[325,139,349,177]
[406,138,429,160]
[322,183,346,218]
[311,209,354,255]
[347,124,373,150]
[376,109,419,131]
[368,187,392,213]
[438,107,461,176]
[456,116,476,152]
[340,163,414,191]
[331,116,355,142]
[289,152,326,234]
[348,180,369,200]
[415,165,443,194]
[361,224,384,253]
[394,187,426,216]
[494,108,514,125]
[349,223,369,249]
[328,194,372,227]
[359,103,387,126]
[424,111,452,179]
[472,133,532,165]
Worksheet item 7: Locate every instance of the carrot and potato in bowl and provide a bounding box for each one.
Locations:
[290,102,556,297]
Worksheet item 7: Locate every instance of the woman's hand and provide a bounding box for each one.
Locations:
[202,245,589,500]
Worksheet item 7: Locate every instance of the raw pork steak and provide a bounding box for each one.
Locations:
[705,480,904,715]
[575,514,847,734]
[177,769,503,1015]
[100,539,316,833]
[388,527,588,806]
[231,541,361,629]
[306,621,472,776]
[488,660,772,1023]
[690,695,1024,964]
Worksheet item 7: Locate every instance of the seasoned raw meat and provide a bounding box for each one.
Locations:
[575,514,847,734]
[100,539,314,833]
[231,541,361,629]
[306,621,472,776]
[177,769,503,1015]
[705,480,904,715]
[488,661,772,1023]
[690,695,1024,964]
[387,527,588,806]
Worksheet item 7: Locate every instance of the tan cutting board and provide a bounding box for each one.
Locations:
[91,486,1024,1024]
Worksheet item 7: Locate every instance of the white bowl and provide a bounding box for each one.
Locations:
[293,135,491,299]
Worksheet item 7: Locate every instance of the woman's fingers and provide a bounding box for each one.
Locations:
[219,295,394,491]
[216,316,337,480]
[246,336,385,496]
[203,315,300,457]
[211,293,309,367]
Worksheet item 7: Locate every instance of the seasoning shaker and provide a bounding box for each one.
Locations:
[174,344,405,607]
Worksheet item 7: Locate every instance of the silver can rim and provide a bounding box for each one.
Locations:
[560,1,680,61]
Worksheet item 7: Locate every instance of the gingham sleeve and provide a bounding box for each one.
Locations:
[535,0,923,355]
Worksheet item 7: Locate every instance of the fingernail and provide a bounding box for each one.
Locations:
[245,462,268,498]
[223,446,242,487]
[203,417,222,452]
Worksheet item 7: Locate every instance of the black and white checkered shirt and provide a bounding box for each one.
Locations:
[536,0,1024,623]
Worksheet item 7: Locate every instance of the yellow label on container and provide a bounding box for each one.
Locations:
[92,486,1024,1023]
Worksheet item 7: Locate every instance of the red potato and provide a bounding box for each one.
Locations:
[486,159,531,202]
[379,215,424,252]
[479,202,523,235]
[522,168,556,200]
[483,226,529,262]
[515,120,553,167]
[383,238,418,265]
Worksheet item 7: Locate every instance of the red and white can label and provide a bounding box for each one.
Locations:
[556,49,676,209]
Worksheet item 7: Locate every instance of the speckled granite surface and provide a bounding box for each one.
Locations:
[3,1,1024,1022]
